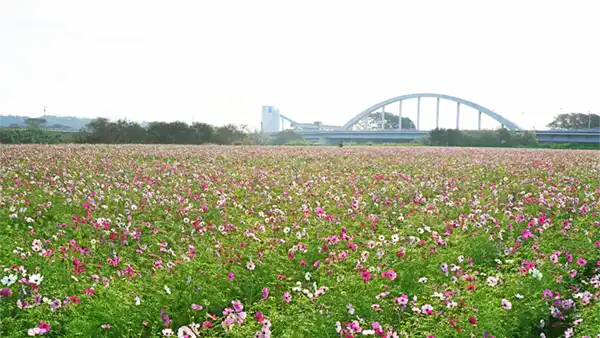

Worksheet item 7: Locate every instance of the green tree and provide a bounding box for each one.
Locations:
[113,119,146,143]
[24,118,47,129]
[496,127,511,144]
[214,124,245,145]
[146,121,195,144]
[547,113,599,129]
[272,130,304,145]
[519,131,539,146]
[367,112,415,129]
[191,122,215,143]
[84,118,118,143]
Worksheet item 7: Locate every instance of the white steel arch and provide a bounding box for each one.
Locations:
[343,93,522,130]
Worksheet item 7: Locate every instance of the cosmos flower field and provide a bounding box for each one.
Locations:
[1,145,599,338]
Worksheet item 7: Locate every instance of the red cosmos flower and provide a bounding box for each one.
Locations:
[469,316,477,325]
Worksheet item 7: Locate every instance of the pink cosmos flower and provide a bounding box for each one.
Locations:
[440,263,449,275]
[262,287,269,300]
[501,299,512,310]
[576,258,587,266]
[421,304,434,315]
[227,272,235,281]
[101,324,111,329]
[566,253,573,263]
[232,300,243,312]
[191,304,203,310]
[27,324,50,337]
[542,289,553,298]
[372,322,384,335]
[360,269,372,283]
[381,269,397,280]
[283,292,291,303]
[37,321,51,334]
[394,294,409,306]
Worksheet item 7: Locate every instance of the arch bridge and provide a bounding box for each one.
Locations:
[272,93,522,132]
[342,93,522,131]
[262,94,600,144]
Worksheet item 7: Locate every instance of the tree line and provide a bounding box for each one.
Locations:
[547,113,599,130]
[0,118,267,145]
[0,112,597,145]
[425,128,539,147]
[81,118,256,144]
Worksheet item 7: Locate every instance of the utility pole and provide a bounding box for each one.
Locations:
[588,111,592,129]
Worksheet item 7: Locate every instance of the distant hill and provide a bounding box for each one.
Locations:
[0,115,93,130]
[0,115,150,130]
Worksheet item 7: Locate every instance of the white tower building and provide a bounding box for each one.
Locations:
[261,106,281,133]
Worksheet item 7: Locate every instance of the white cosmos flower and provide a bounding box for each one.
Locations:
[29,274,44,285]
[246,258,255,271]
[487,276,498,287]
[1,274,17,286]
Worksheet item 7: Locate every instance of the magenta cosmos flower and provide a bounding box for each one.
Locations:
[0,288,12,298]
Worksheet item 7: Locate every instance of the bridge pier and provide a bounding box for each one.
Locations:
[381,106,385,130]
[398,100,403,130]
[436,97,440,129]
[478,111,482,130]
[456,102,460,129]
[417,97,421,130]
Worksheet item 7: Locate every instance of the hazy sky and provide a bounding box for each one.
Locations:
[1,0,598,130]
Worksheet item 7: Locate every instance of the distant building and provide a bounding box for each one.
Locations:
[261,106,281,133]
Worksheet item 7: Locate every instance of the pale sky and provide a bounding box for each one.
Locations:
[1,0,598,131]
